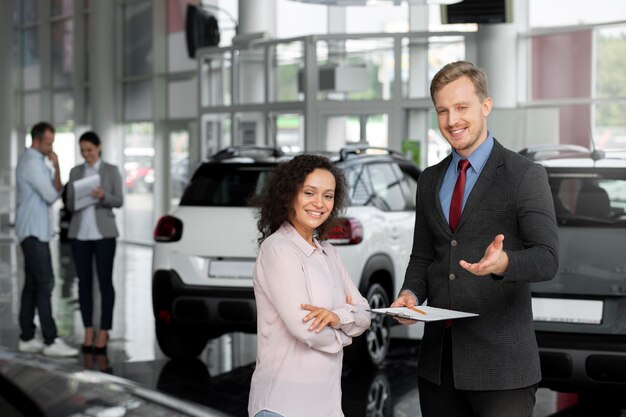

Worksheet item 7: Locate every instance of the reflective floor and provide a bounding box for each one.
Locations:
[0,232,623,417]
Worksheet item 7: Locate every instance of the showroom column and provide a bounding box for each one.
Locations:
[235,0,276,147]
[474,0,529,150]
[90,0,120,165]
[238,0,276,37]
[475,0,528,108]
[0,0,15,228]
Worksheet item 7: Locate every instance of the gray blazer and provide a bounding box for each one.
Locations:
[66,161,124,239]
[402,139,559,391]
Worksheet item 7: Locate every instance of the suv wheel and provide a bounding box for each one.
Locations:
[155,321,209,358]
[347,283,391,368]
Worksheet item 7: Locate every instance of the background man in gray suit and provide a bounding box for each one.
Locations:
[391,61,559,417]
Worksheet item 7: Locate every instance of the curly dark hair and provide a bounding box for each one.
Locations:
[252,154,347,245]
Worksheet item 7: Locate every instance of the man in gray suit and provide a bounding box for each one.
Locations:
[391,61,559,417]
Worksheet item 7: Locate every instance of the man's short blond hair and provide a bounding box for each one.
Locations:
[430,61,489,104]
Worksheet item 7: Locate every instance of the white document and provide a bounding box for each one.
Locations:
[369,306,478,322]
[73,174,101,211]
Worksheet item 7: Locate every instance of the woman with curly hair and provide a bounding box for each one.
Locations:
[248,154,371,417]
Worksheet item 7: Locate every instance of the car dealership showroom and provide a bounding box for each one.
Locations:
[1,0,625,416]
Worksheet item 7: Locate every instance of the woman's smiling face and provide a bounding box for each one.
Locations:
[289,168,336,244]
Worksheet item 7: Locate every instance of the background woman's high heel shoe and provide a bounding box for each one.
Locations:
[93,332,109,355]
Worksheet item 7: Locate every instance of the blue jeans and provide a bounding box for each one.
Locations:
[71,238,117,330]
[255,411,283,417]
[19,237,58,344]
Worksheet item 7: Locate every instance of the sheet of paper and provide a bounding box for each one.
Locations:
[369,306,478,322]
[74,174,101,211]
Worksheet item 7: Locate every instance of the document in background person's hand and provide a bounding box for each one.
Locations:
[74,174,101,211]
[369,306,478,322]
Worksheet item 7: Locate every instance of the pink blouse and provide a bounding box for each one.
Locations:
[248,222,371,417]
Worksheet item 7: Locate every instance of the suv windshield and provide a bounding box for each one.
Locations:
[549,169,626,227]
[180,164,272,207]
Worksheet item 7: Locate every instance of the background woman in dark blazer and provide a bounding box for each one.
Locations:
[66,131,123,354]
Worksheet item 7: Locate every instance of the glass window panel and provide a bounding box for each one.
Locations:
[366,163,407,211]
[52,19,74,87]
[551,177,626,224]
[595,25,626,100]
[123,122,155,242]
[23,92,41,127]
[594,102,626,150]
[21,0,38,24]
[269,41,304,102]
[84,14,89,82]
[123,1,152,77]
[322,114,388,151]
[201,113,231,157]
[13,0,20,24]
[201,53,231,107]
[212,0,238,47]
[167,0,196,72]
[403,36,465,99]
[22,28,40,90]
[277,0,327,38]
[52,129,75,183]
[530,0,626,28]
[235,112,265,145]
[365,114,388,148]
[316,38,394,101]
[53,92,74,124]
[124,81,153,121]
[169,129,190,208]
[84,87,91,125]
[168,78,198,119]
[531,31,592,100]
[344,165,372,207]
[521,104,591,148]
[237,49,265,104]
[52,0,74,16]
[270,113,304,153]
[345,4,408,33]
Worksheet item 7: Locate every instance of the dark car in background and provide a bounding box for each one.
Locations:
[521,144,626,393]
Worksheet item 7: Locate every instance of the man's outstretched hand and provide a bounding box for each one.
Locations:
[459,234,509,276]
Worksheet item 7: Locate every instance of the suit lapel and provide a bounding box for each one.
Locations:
[431,154,454,235]
[456,140,504,232]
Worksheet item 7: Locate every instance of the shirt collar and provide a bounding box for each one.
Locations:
[279,222,326,257]
[451,132,494,175]
[27,147,45,160]
[86,159,102,171]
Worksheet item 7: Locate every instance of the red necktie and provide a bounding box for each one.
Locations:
[449,159,471,233]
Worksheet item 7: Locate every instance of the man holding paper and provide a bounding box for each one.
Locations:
[391,61,559,417]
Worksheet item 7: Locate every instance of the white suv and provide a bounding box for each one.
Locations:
[151,145,421,367]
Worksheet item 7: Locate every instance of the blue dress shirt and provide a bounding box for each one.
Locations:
[439,133,494,223]
[15,148,61,242]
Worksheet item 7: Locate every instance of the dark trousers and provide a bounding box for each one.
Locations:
[71,238,116,330]
[418,329,537,417]
[19,237,58,345]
